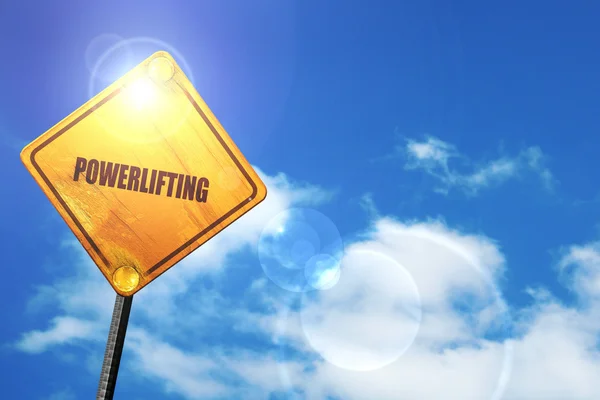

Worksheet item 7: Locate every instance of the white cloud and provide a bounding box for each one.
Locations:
[220,351,308,395]
[558,242,600,301]
[25,239,116,321]
[260,218,600,400]
[501,288,600,399]
[406,136,457,166]
[262,218,514,399]
[16,316,101,354]
[358,192,379,219]
[401,136,556,195]
[127,329,309,400]
[126,329,229,399]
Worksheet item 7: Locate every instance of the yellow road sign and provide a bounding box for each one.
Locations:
[21,51,267,296]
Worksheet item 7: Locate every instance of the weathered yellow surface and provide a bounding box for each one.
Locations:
[21,51,267,296]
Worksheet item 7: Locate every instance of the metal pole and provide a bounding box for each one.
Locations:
[96,294,133,400]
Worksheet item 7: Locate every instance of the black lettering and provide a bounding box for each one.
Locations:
[195,178,209,203]
[72,157,210,204]
[99,162,120,187]
[155,171,167,195]
[73,157,87,181]
[165,172,178,197]
[183,175,197,200]
[117,164,129,189]
[139,168,149,193]
[127,166,141,191]
[175,174,185,198]
[85,159,99,184]
[149,169,157,194]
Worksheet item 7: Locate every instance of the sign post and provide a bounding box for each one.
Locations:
[96,294,133,400]
[20,51,267,396]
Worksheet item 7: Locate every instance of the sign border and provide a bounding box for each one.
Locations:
[28,81,259,277]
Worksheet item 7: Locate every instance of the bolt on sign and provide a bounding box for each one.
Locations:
[21,51,267,296]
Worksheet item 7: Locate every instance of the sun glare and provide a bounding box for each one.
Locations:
[125,77,156,110]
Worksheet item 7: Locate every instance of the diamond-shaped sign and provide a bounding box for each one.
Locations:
[21,51,267,296]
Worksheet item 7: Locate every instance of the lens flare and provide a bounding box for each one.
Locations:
[124,77,157,110]
[300,249,422,371]
[85,38,196,145]
[304,254,341,290]
[85,33,133,82]
[258,208,344,292]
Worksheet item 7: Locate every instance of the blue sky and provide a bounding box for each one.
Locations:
[2,1,600,399]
